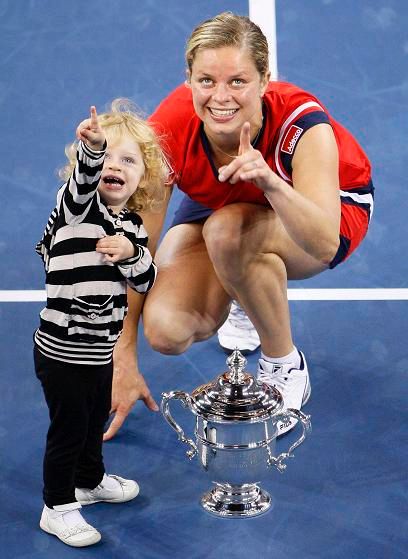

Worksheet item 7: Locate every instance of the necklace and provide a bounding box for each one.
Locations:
[208,120,264,159]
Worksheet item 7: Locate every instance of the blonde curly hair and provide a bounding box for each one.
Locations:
[60,98,168,212]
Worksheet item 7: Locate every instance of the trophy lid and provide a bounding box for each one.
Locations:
[189,349,283,422]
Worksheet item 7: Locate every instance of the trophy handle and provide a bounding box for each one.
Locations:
[267,409,312,473]
[161,390,198,460]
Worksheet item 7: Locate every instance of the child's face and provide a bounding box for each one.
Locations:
[98,133,145,212]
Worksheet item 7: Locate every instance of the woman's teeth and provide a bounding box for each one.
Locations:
[210,108,238,117]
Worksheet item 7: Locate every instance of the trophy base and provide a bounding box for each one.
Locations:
[201,482,271,518]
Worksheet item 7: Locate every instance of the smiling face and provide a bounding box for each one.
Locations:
[98,133,145,213]
[188,46,269,148]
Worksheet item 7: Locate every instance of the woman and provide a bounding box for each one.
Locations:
[104,12,373,440]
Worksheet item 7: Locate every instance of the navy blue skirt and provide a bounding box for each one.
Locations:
[171,194,213,227]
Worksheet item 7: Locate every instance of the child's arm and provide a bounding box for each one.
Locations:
[119,245,157,293]
[97,228,157,293]
[96,234,134,263]
[62,106,106,224]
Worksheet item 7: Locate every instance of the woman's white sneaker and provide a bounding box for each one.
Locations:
[217,300,261,354]
[40,502,101,547]
[257,350,311,435]
[75,474,140,505]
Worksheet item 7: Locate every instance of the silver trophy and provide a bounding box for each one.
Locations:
[161,349,311,518]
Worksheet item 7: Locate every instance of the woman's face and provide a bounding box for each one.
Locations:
[188,46,268,142]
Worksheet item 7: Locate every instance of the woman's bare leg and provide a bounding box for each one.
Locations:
[142,222,231,354]
[143,203,330,358]
[202,203,329,358]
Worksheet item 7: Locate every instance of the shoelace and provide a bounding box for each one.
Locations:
[109,475,126,486]
[258,367,289,394]
[95,475,126,493]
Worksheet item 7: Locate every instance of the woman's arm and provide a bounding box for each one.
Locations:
[265,124,341,264]
[103,188,172,440]
[103,288,157,440]
[219,122,341,265]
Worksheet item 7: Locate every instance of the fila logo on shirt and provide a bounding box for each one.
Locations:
[281,125,303,154]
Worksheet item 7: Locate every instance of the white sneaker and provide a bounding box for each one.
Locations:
[257,350,311,435]
[75,474,139,505]
[40,502,101,547]
[217,300,261,354]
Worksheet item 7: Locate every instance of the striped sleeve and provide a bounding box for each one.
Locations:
[118,245,157,293]
[62,141,106,225]
[35,186,66,270]
[116,218,157,293]
[35,206,58,268]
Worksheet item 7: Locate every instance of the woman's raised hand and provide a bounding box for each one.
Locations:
[218,121,278,193]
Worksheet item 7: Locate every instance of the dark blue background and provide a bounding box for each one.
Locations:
[1,0,407,289]
[0,1,407,558]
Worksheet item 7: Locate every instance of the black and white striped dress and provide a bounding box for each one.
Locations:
[34,141,157,365]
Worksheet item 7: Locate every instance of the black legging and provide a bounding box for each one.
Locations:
[34,346,112,507]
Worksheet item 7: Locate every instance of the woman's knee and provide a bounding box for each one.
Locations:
[202,208,248,269]
[143,308,192,355]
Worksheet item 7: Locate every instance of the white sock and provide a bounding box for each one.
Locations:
[261,347,300,368]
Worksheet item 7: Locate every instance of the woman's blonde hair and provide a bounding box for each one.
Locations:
[60,98,168,212]
[186,12,269,78]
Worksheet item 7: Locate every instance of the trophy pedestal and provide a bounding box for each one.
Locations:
[200,482,271,518]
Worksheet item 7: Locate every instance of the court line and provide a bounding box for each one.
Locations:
[2,7,405,305]
[0,289,407,302]
[249,0,278,79]
[288,289,408,300]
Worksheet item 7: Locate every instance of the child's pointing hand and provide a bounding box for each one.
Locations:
[76,106,106,151]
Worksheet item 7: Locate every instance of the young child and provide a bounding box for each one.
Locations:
[34,100,167,547]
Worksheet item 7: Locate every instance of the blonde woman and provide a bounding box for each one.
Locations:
[34,101,166,546]
[109,13,373,445]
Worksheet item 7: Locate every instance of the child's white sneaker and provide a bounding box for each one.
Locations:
[75,473,139,505]
[257,350,311,435]
[40,502,101,547]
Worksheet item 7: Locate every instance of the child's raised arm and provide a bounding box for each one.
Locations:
[76,106,105,151]
[61,106,106,225]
